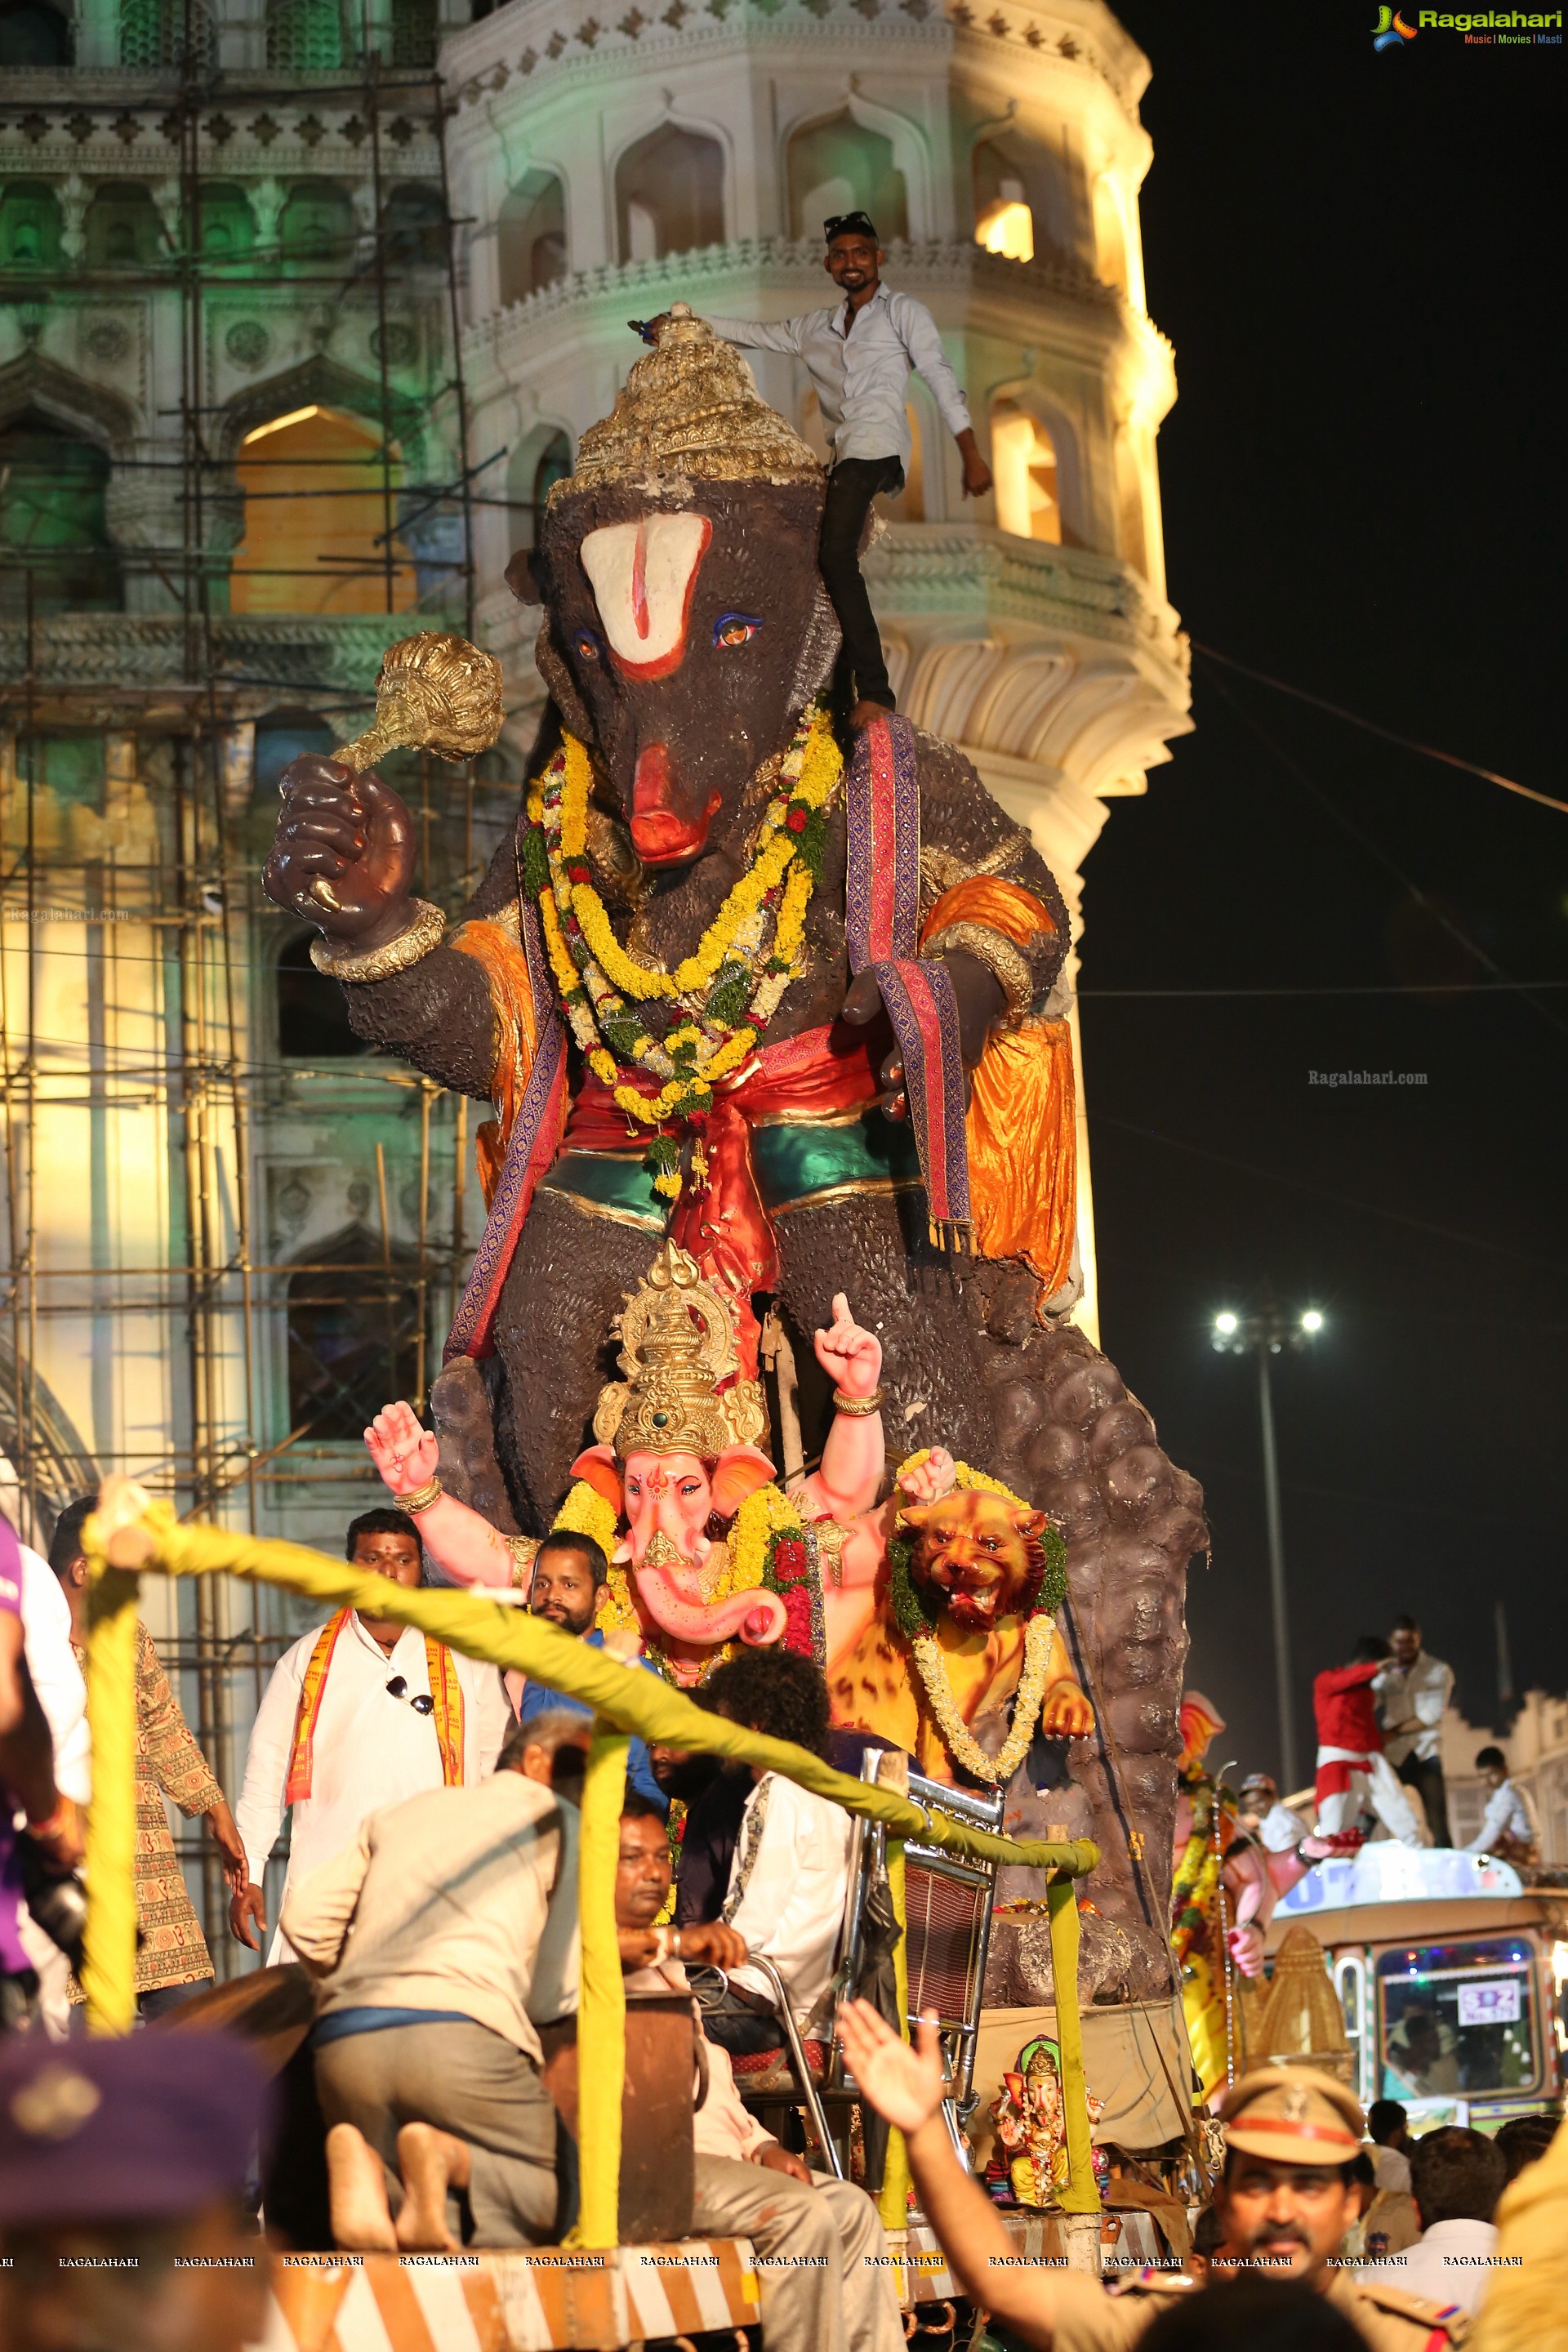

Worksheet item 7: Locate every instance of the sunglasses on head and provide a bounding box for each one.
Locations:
[824,213,877,244]
[385,1674,435,1717]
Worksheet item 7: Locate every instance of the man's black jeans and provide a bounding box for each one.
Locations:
[1395,1752,1452,1849]
[819,455,904,709]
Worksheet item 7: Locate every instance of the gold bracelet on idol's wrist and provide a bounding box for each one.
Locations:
[832,1387,884,1417]
[400,1474,443,1514]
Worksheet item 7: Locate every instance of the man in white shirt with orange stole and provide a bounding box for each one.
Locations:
[231,1507,511,1960]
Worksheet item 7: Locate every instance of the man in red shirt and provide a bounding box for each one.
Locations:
[1312,1638,1428,1851]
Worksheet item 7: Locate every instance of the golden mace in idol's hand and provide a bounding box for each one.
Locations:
[311,631,506,912]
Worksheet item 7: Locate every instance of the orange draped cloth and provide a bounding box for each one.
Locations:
[285,1610,466,1802]
[921,876,1078,1301]
[450,916,544,1205]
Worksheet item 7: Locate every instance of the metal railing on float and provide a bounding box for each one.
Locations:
[80,1479,1102,2242]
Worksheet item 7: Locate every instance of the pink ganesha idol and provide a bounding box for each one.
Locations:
[364,1241,947,1683]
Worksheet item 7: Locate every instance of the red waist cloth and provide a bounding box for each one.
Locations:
[1312,1659,1383,1756]
[564,1022,884,1376]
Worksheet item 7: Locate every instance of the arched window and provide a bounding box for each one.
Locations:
[382,185,446,270]
[119,0,214,66]
[85,185,164,270]
[615,125,724,265]
[990,401,1060,544]
[266,0,343,70]
[0,182,62,270]
[973,136,1054,265]
[1092,176,1128,292]
[497,171,567,306]
[278,180,355,275]
[504,429,569,555]
[390,0,435,65]
[0,0,71,63]
[276,929,371,1058]
[286,1224,422,1441]
[533,429,570,516]
[231,404,414,618]
[0,412,123,620]
[197,183,256,262]
[786,112,908,244]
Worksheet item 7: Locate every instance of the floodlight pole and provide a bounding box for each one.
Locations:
[1212,1296,1322,1795]
[1254,1337,1297,1793]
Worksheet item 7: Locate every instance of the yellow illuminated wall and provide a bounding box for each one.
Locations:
[230,404,415,617]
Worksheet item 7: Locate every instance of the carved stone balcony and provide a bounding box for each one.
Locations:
[466,234,1169,380]
[0,611,419,714]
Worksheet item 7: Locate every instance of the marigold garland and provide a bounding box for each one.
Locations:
[1170,1772,1233,1970]
[888,1455,1069,1788]
[527,707,843,1202]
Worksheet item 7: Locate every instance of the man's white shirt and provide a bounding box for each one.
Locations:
[724,1771,853,2029]
[704,283,971,472]
[1465,1777,1539,1853]
[18,1542,90,1803]
[1255,1798,1312,1853]
[234,1610,511,1961]
[1359,2217,1499,2314]
[1378,1649,1454,1766]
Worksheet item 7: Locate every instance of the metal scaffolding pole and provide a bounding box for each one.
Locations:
[0,16,483,1977]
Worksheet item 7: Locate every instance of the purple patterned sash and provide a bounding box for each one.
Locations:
[444,898,568,1361]
[844,715,973,1250]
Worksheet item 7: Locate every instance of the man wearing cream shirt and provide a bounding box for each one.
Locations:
[283,1708,589,2251]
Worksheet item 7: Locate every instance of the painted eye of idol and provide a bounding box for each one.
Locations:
[573,626,604,663]
[712,612,764,649]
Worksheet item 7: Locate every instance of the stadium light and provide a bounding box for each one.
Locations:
[1206,1295,1328,1790]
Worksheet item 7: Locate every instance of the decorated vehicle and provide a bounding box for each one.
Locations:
[1266,1844,1568,2133]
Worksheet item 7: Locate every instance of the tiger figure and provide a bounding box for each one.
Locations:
[825,1476,1094,1787]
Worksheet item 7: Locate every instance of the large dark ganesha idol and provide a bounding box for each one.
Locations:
[263,306,1205,1999]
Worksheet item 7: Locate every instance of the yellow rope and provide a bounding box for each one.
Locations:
[1046,1872,1101,2215]
[876,1839,911,2233]
[82,1496,1096,1878]
[82,1488,1102,2211]
[80,1556,140,2035]
[576,1724,629,2248]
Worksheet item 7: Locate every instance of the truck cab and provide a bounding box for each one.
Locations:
[1264,1845,1568,2132]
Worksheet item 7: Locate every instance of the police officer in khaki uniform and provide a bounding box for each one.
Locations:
[838,2002,1470,2350]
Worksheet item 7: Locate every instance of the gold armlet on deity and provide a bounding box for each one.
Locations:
[925,920,1036,1032]
[831,1386,884,1417]
[311,900,447,984]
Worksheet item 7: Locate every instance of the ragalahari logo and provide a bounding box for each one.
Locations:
[1373,4,1418,44]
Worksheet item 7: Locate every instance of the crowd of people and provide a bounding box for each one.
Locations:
[0,1485,1560,2350]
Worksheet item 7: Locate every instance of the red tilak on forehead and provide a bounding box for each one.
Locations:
[631,521,650,641]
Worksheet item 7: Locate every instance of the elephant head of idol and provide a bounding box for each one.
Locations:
[568,1243,787,1677]
[508,306,838,866]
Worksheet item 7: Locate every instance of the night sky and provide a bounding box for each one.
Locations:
[1080,4,1564,1789]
